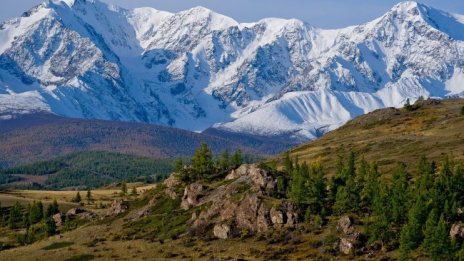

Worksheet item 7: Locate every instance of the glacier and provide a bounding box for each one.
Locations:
[0,0,463,142]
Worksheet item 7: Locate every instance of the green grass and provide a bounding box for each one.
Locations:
[64,254,95,261]
[42,241,74,250]
[280,98,464,176]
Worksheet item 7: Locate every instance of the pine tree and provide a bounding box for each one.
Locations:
[45,199,59,218]
[86,189,92,202]
[28,201,43,224]
[121,181,128,196]
[191,143,214,178]
[131,186,137,196]
[8,201,22,229]
[174,158,183,172]
[43,217,56,236]
[306,161,327,216]
[231,149,242,167]
[283,152,293,175]
[404,98,413,111]
[399,196,428,259]
[423,212,451,260]
[218,150,230,171]
[289,162,309,208]
[72,192,82,203]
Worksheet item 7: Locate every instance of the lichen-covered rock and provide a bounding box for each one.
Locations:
[181,183,203,210]
[214,224,231,239]
[450,223,464,239]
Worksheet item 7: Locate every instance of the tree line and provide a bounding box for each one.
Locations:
[283,152,464,260]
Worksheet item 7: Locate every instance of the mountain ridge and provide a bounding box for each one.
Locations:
[1,0,463,142]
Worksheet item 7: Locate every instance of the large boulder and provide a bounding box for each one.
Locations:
[337,216,354,235]
[226,164,276,190]
[107,200,128,216]
[339,233,362,255]
[52,213,64,226]
[181,183,203,210]
[163,175,181,199]
[213,224,231,239]
[450,223,464,239]
[66,208,96,220]
[270,207,284,227]
[66,208,86,216]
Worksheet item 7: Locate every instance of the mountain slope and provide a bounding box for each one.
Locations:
[0,113,285,168]
[283,98,464,174]
[0,1,464,141]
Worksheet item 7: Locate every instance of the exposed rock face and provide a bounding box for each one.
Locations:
[213,224,231,239]
[450,223,464,239]
[163,174,181,199]
[225,164,276,190]
[181,183,203,210]
[52,213,64,226]
[107,200,129,216]
[188,165,297,239]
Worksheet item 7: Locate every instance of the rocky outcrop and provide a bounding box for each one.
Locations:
[53,213,64,226]
[213,224,231,239]
[450,223,464,239]
[337,216,354,235]
[187,165,298,239]
[225,164,276,190]
[336,216,363,255]
[181,183,203,210]
[107,200,129,216]
[163,175,181,199]
[66,208,97,220]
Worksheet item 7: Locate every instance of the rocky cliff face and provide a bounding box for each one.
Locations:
[1,1,464,141]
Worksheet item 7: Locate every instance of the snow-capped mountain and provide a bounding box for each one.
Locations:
[1,0,463,141]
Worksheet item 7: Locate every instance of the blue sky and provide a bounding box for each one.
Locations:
[2,0,464,29]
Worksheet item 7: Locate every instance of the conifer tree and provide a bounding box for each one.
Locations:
[72,191,82,203]
[399,196,428,259]
[43,217,56,236]
[8,201,22,229]
[174,158,183,172]
[423,212,450,260]
[404,98,413,111]
[131,186,137,196]
[191,143,214,178]
[46,199,59,218]
[86,189,92,202]
[289,162,309,208]
[283,152,293,175]
[121,181,128,196]
[231,149,243,167]
[218,150,230,170]
[28,201,43,224]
